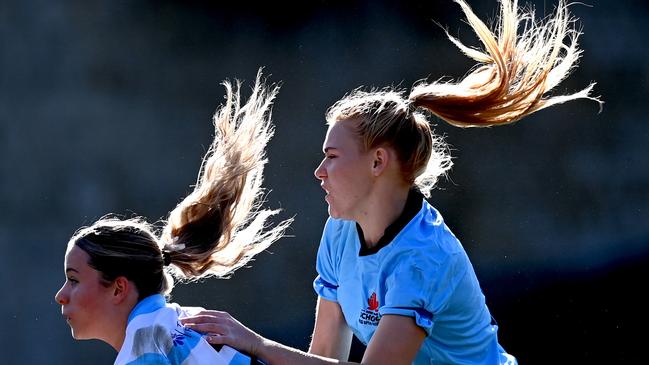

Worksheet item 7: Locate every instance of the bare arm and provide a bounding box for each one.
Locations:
[182,307,425,365]
[181,307,352,365]
[309,297,353,360]
[361,314,426,365]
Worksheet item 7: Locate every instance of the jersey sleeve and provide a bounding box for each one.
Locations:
[379,252,469,336]
[313,217,341,302]
[379,262,435,335]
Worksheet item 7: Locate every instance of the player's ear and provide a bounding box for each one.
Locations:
[371,147,390,176]
[111,276,133,304]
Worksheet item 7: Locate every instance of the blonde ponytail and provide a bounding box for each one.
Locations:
[410,0,602,127]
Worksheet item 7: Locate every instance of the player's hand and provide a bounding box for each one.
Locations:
[181,310,263,357]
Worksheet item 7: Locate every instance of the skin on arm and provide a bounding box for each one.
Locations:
[361,314,426,365]
[182,310,346,365]
[182,304,426,365]
[309,297,353,360]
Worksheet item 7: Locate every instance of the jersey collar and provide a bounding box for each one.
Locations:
[356,189,424,256]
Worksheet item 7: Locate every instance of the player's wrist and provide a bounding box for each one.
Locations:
[254,335,281,359]
[252,333,268,357]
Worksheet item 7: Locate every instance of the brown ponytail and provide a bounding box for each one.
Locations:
[69,70,291,299]
[161,69,292,279]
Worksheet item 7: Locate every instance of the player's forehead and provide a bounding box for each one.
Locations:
[322,120,360,152]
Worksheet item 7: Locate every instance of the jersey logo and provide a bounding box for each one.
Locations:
[358,292,381,327]
[367,292,379,311]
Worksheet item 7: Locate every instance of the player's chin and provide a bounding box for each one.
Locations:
[70,329,85,340]
[327,205,340,219]
[327,205,348,220]
[70,326,93,341]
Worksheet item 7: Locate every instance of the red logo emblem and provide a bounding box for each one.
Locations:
[367,292,379,312]
[359,292,381,326]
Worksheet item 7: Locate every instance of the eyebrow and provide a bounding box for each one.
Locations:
[65,268,79,274]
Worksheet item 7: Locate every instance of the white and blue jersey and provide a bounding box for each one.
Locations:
[313,190,516,365]
[114,294,259,365]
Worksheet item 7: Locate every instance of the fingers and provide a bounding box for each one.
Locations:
[181,310,230,322]
[179,310,259,355]
[181,314,226,324]
[182,321,229,346]
[203,333,226,345]
[190,309,229,316]
[183,322,225,335]
[180,312,237,335]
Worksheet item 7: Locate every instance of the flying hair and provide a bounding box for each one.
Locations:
[409,0,602,127]
[161,69,292,279]
[326,0,600,196]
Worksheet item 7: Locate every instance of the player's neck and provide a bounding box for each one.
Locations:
[355,185,409,249]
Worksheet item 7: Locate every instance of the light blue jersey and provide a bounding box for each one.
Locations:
[114,295,257,365]
[313,191,516,365]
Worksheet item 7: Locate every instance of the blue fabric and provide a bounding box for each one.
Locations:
[230,351,254,365]
[126,353,171,365]
[166,326,202,364]
[116,295,253,365]
[313,200,516,365]
[127,294,166,323]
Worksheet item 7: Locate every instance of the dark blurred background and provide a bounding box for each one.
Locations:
[1,0,647,363]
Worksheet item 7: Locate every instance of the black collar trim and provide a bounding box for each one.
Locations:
[357,189,424,256]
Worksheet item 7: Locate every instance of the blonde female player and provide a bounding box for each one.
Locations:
[55,71,290,365]
[183,1,601,364]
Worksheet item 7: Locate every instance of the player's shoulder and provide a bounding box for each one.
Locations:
[389,204,464,264]
[323,216,357,241]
